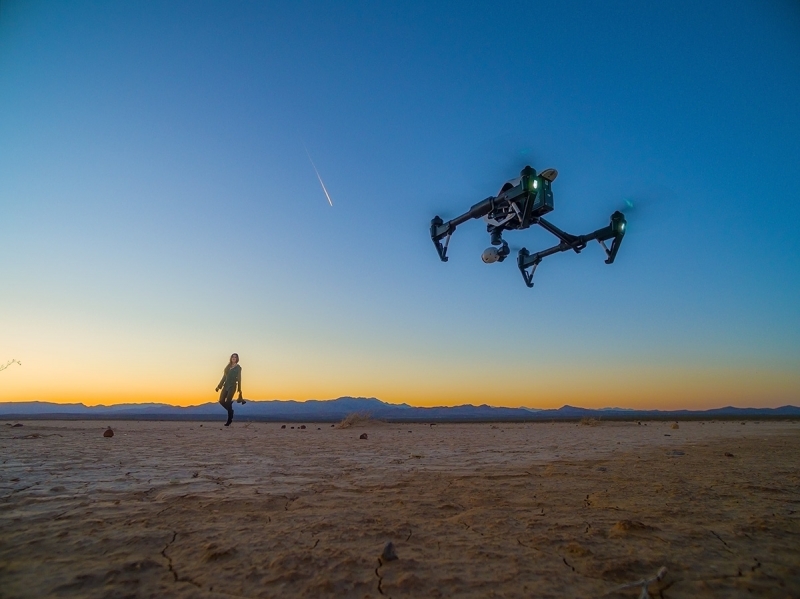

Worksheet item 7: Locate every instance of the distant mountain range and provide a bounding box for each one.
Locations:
[1,397,799,422]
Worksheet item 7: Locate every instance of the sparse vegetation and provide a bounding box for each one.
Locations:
[337,412,377,429]
[579,417,600,426]
[0,359,21,373]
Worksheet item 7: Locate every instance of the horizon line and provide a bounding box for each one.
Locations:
[1,398,798,413]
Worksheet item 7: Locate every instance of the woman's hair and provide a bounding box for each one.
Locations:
[224,353,239,374]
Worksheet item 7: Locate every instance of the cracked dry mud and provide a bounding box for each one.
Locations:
[1,420,799,598]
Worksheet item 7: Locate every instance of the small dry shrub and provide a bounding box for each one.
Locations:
[337,412,375,429]
[579,417,600,426]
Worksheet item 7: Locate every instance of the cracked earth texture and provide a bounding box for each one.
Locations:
[1,420,799,598]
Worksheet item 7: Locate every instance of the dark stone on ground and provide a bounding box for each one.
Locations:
[359,433,368,440]
[381,541,398,561]
[103,427,114,438]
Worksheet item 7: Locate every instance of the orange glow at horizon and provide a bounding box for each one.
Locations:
[2,357,797,411]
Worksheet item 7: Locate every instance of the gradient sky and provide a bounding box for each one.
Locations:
[1,0,799,409]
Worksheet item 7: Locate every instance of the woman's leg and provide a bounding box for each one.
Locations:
[219,388,234,425]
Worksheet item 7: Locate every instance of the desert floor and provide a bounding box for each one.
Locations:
[1,419,799,599]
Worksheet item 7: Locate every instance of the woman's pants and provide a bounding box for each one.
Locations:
[219,388,235,425]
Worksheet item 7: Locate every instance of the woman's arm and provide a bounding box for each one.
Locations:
[237,367,243,398]
[216,371,226,391]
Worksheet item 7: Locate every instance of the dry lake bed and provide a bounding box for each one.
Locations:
[1,419,799,598]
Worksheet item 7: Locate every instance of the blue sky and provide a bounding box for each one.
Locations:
[1,0,798,407]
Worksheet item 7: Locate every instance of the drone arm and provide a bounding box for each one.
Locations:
[430,196,495,261]
[537,217,579,246]
[516,243,567,288]
[518,211,626,287]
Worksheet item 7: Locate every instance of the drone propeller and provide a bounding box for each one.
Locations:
[460,137,543,193]
[619,197,639,214]
[615,192,658,224]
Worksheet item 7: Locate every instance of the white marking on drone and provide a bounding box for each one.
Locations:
[304,147,333,206]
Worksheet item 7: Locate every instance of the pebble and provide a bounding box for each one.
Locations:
[359,433,368,440]
[725,452,735,457]
[11,423,23,428]
[381,541,398,561]
[671,423,679,429]
[103,427,114,438]
[300,425,306,429]
[281,425,286,429]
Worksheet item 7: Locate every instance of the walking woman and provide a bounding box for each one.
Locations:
[216,353,245,426]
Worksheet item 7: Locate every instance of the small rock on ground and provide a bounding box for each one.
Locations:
[381,542,398,561]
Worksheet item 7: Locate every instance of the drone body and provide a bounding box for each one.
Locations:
[430,166,626,288]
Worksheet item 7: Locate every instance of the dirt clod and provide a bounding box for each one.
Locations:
[381,541,398,561]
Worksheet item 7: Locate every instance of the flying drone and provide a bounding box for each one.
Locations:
[430,165,627,287]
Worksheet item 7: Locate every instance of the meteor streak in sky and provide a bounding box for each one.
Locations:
[304,146,334,206]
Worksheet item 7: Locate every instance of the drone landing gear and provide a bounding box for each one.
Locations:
[430,196,496,262]
[517,211,626,288]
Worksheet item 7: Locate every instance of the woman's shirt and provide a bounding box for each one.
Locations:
[219,364,242,392]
